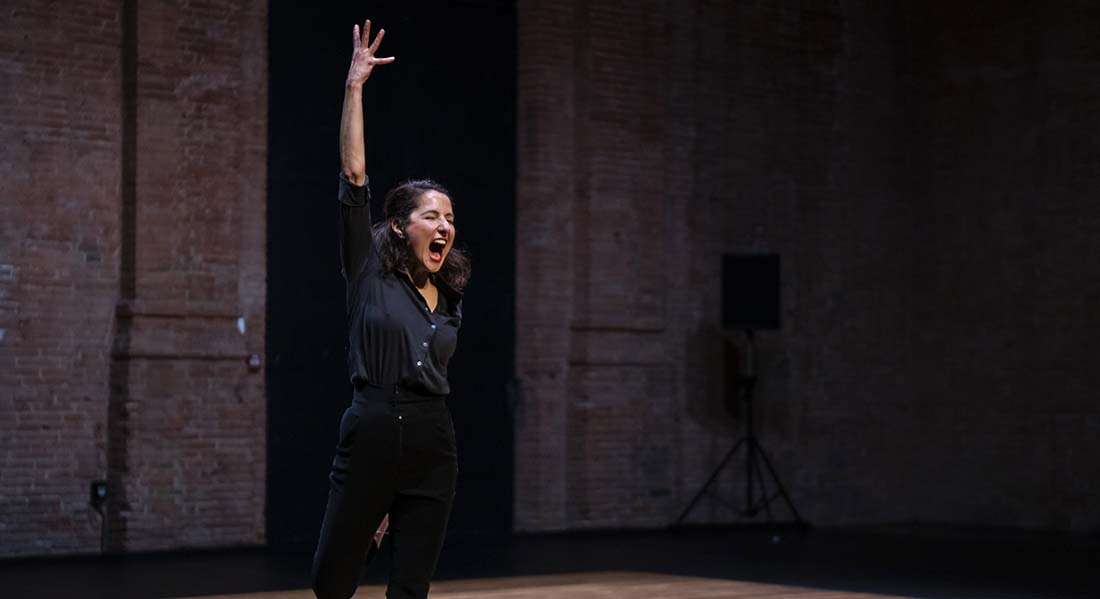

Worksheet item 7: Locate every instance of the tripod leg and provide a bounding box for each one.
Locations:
[674,437,747,526]
[748,441,774,521]
[745,432,754,516]
[754,442,804,524]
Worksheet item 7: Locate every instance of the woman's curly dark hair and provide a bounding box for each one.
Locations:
[371,179,471,292]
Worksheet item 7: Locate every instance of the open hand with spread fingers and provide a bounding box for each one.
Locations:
[347,19,395,87]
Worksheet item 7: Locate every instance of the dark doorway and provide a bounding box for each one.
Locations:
[267,0,516,549]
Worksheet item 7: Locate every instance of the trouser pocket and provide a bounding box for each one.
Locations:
[328,408,359,491]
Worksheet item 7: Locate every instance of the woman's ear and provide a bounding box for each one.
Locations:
[390,220,404,238]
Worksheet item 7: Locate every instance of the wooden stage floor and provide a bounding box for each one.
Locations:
[1,526,1095,598]
[185,571,915,599]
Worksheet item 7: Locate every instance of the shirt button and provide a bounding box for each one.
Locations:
[416,361,422,367]
[422,341,429,347]
[431,324,437,330]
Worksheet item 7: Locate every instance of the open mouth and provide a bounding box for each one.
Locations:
[428,239,447,263]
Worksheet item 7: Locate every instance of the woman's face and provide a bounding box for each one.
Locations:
[395,190,455,274]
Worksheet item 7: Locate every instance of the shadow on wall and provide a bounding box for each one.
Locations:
[684,328,797,437]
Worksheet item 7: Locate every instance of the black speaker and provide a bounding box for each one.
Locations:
[721,254,780,330]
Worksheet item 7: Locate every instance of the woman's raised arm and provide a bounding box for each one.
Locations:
[340,19,395,185]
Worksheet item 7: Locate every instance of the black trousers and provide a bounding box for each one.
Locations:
[312,384,458,599]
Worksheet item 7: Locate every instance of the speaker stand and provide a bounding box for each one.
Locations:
[674,333,805,528]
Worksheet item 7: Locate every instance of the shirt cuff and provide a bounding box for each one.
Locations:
[338,172,371,207]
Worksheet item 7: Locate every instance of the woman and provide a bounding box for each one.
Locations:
[312,19,470,599]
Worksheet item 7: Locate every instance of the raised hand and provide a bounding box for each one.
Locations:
[347,19,395,87]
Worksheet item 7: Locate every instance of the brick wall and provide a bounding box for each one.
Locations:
[1,0,267,557]
[896,0,1100,530]
[515,0,1099,532]
[0,1,123,556]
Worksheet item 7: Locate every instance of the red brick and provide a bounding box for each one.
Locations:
[1,0,267,557]
[516,0,1100,533]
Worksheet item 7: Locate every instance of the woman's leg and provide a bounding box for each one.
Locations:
[384,406,458,599]
[313,403,398,599]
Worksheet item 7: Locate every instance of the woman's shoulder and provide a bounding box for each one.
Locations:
[347,251,386,284]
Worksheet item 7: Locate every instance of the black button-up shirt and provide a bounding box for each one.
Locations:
[338,174,462,397]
